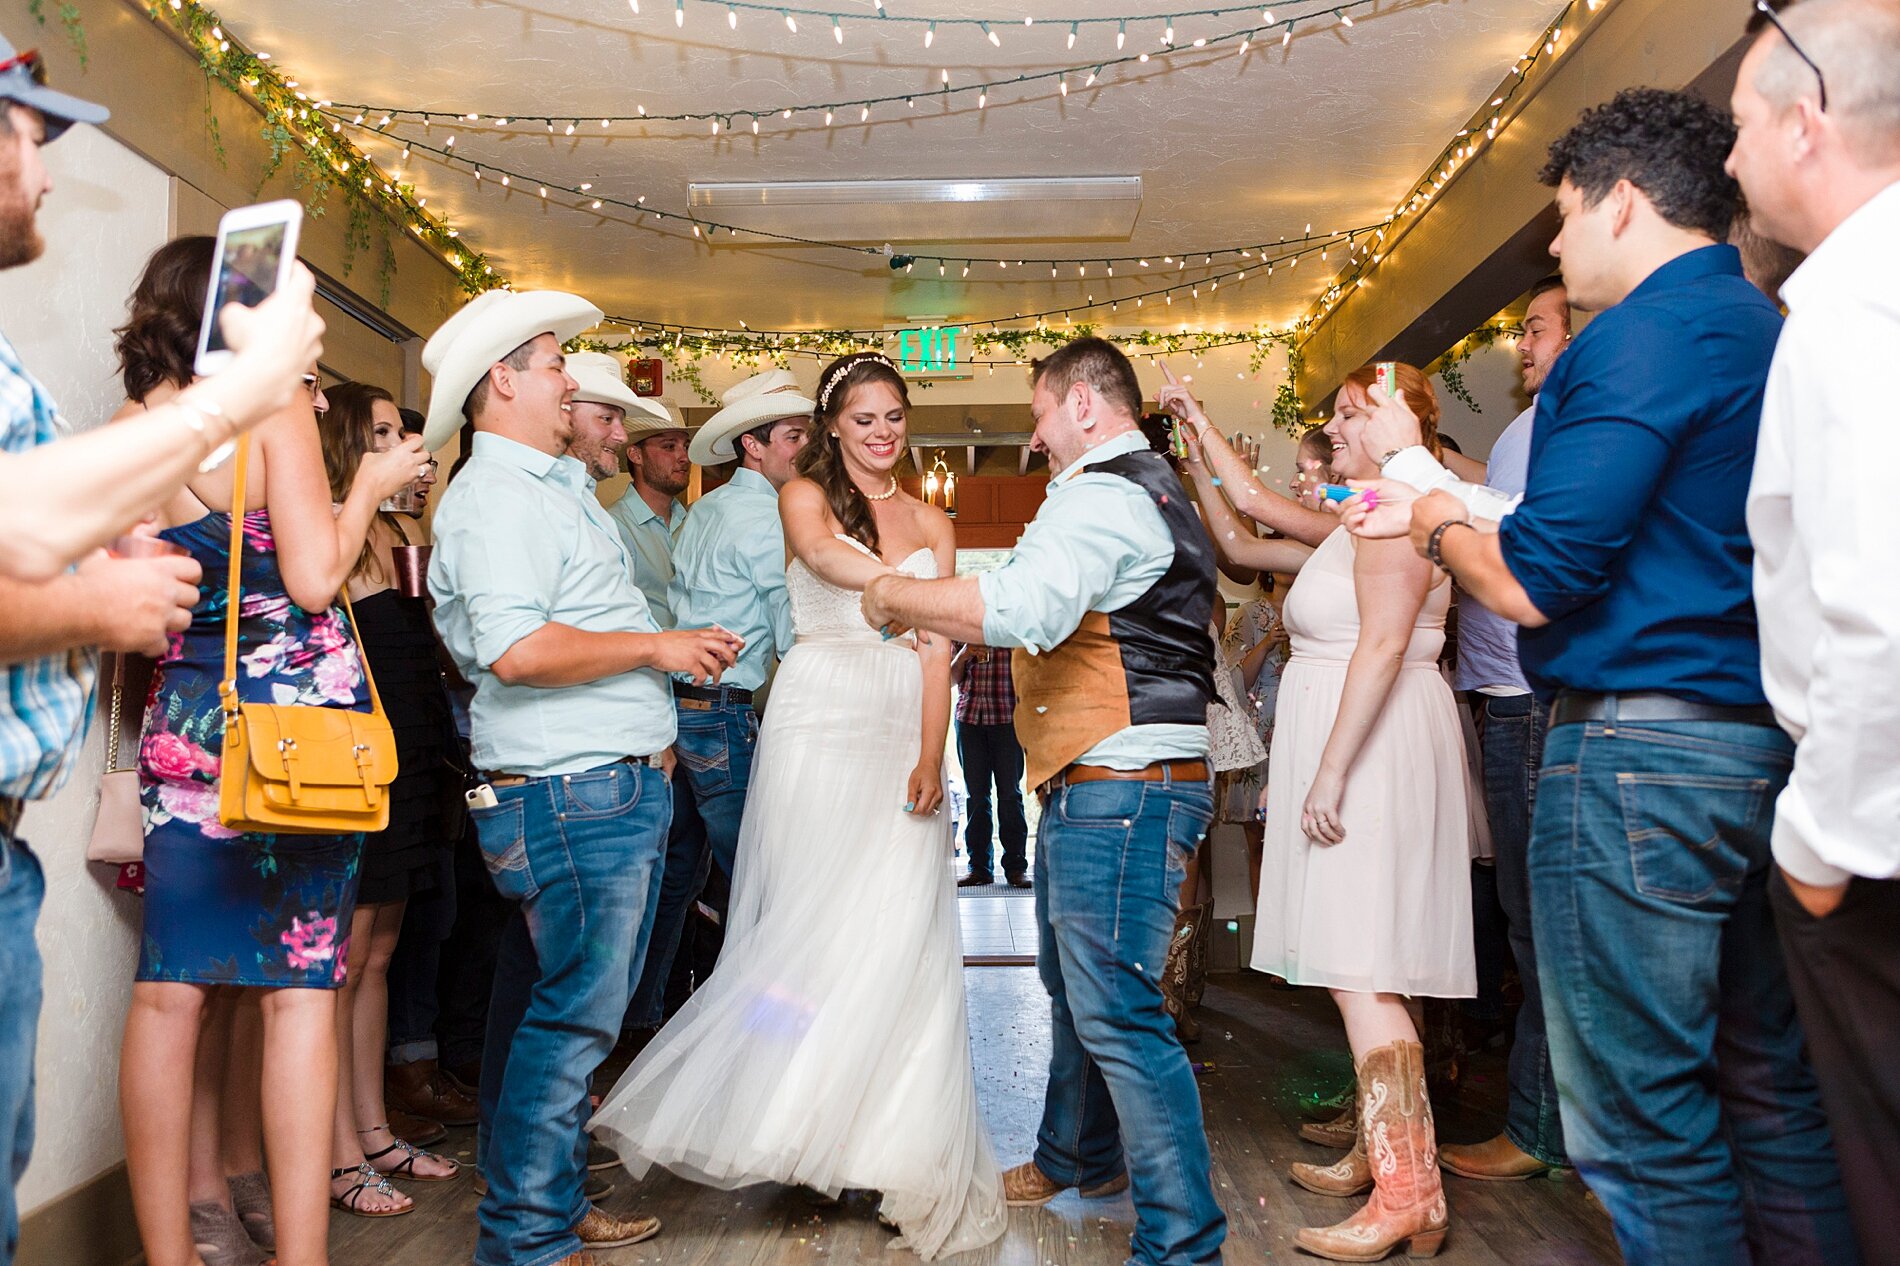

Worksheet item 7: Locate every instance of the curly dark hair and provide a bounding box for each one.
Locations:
[1538,88,1742,240]
[115,235,215,403]
[796,352,911,555]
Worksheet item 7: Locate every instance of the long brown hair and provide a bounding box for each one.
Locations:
[1340,362,1443,460]
[321,381,399,583]
[115,235,215,402]
[796,352,911,554]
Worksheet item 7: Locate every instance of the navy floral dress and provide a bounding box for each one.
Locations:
[137,510,369,988]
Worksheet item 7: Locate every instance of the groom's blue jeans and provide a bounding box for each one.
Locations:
[1034,770,1225,1266]
[468,762,670,1266]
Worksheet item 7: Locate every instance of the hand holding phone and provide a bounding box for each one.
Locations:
[194,200,304,378]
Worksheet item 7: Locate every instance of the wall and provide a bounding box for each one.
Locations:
[0,123,172,1216]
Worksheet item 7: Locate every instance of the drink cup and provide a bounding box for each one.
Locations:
[390,544,432,598]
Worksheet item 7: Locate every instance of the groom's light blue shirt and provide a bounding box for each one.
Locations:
[977,429,1208,768]
[429,433,676,777]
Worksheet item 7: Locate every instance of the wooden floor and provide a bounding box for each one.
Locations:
[333,970,1621,1265]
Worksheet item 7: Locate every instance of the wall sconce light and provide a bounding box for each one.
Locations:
[923,451,956,517]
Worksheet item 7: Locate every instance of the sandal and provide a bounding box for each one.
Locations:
[329,1162,413,1218]
[359,1127,461,1183]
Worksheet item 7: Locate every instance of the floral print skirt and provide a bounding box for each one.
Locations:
[137,794,362,988]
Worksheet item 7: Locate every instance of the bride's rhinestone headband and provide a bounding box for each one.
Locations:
[817,352,898,411]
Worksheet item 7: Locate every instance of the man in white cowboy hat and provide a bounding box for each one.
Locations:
[422,290,742,1266]
[627,369,812,1007]
[604,390,694,631]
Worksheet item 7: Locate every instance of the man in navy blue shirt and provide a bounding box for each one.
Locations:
[1345,89,1855,1266]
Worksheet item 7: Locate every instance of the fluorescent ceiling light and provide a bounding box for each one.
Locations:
[689,176,1141,209]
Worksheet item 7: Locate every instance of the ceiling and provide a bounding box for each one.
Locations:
[212,0,1568,335]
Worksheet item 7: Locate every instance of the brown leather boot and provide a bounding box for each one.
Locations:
[388,1108,447,1149]
[1292,1139,1371,1198]
[1439,1133,1564,1182]
[1295,1041,1449,1261]
[1299,1086,1360,1149]
[1161,903,1210,1044]
[1001,1160,1129,1207]
[385,1058,478,1126]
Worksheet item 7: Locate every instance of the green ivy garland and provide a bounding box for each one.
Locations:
[1427,324,1516,415]
[27,0,87,69]
[146,0,499,303]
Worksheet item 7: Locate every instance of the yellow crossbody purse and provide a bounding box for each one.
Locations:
[217,436,398,835]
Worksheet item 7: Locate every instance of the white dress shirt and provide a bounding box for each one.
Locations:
[1750,179,1900,886]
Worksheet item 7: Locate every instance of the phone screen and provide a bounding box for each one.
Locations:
[203,223,289,354]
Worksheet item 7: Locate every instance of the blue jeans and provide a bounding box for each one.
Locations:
[670,694,756,882]
[386,846,457,1065]
[0,838,43,1266]
[1530,718,1856,1266]
[958,721,1030,880]
[625,774,708,1031]
[1034,773,1225,1266]
[1481,692,1565,1166]
[466,763,670,1266]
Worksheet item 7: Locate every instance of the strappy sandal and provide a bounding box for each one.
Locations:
[329,1162,413,1218]
[359,1127,461,1182]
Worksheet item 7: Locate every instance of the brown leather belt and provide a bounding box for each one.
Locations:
[1037,759,1209,799]
[480,754,665,789]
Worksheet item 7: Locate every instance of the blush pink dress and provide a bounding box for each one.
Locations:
[1251,529,1476,998]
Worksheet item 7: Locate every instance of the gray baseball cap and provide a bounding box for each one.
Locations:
[0,31,107,142]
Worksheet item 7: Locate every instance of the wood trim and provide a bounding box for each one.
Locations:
[17,1162,142,1266]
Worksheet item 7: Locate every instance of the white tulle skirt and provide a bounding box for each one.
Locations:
[590,635,1007,1259]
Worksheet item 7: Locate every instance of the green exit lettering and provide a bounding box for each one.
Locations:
[896,326,963,373]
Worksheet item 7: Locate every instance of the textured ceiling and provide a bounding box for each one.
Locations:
[211,0,1567,333]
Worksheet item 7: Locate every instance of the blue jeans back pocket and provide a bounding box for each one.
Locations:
[674,716,734,794]
[1618,772,1769,904]
[470,798,536,902]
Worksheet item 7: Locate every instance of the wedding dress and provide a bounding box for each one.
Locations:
[591,536,1007,1259]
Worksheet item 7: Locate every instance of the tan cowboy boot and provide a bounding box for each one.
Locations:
[1295,1041,1449,1261]
[1161,903,1209,1043]
[1299,1084,1360,1149]
[1292,1137,1372,1198]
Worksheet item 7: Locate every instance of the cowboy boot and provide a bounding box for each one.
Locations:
[1295,1040,1449,1262]
[1292,1064,1371,1198]
[1299,1083,1360,1149]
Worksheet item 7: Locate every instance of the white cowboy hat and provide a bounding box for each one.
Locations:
[566,351,676,434]
[420,289,603,450]
[689,368,815,465]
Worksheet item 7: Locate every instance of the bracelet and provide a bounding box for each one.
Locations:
[173,395,236,473]
[1377,447,1408,470]
[1425,518,1474,569]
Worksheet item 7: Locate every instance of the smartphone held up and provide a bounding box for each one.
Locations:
[193,200,303,378]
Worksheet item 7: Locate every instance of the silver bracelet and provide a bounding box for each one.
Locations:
[174,396,236,472]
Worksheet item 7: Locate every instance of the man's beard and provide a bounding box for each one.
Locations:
[0,193,43,269]
[648,468,689,497]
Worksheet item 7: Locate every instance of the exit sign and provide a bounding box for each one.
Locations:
[892,326,970,378]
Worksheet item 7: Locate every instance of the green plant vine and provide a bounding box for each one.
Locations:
[1427,324,1516,415]
[28,1,88,68]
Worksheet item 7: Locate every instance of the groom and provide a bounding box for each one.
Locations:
[863,337,1225,1266]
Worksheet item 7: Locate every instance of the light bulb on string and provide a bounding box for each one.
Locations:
[832,16,842,43]
[924,21,934,47]
[1117,19,1127,48]
[1340,11,1354,27]
[1067,22,1077,48]
[674,0,683,26]
[727,5,736,27]
[783,9,796,33]
[1282,23,1293,45]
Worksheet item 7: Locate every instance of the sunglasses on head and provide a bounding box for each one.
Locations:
[1752,0,1828,113]
[0,49,47,88]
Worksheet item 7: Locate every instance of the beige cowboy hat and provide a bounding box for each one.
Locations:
[566,351,676,435]
[689,368,815,466]
[420,289,603,450]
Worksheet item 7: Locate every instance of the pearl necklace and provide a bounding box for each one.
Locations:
[864,476,899,501]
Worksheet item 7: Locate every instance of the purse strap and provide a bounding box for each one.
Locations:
[102,654,126,771]
[219,435,388,723]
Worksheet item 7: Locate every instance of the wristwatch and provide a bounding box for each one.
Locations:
[1376,447,1408,470]
[1425,518,1473,569]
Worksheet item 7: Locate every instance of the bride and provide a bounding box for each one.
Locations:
[591,351,1007,1259]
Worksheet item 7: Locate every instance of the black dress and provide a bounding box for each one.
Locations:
[352,588,457,905]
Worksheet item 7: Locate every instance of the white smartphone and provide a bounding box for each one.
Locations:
[192,200,303,377]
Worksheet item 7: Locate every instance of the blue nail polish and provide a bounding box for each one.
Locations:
[904,802,915,812]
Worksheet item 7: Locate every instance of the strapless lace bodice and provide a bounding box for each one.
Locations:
[788,535,937,641]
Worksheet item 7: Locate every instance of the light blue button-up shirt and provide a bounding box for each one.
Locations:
[978,429,1208,768]
[429,433,676,778]
[1453,402,1535,695]
[606,491,687,630]
[668,466,793,693]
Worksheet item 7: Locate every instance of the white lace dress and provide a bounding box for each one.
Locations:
[591,537,1007,1260]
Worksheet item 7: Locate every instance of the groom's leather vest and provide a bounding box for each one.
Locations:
[1012,448,1217,791]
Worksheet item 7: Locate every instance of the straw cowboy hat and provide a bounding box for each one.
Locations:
[420,289,602,450]
[689,368,815,466]
[566,351,677,435]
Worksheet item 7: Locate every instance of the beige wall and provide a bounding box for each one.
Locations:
[2,122,170,1216]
